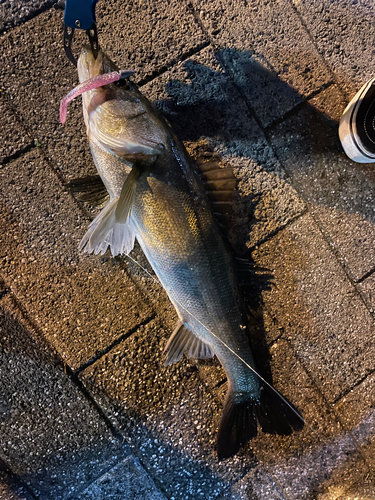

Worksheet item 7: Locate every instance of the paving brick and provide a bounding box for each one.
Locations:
[193,0,332,127]
[307,83,349,122]
[232,464,287,500]
[241,338,370,500]
[252,214,375,403]
[337,479,375,500]
[80,319,259,500]
[0,9,87,180]
[316,459,372,500]
[269,85,375,281]
[312,209,375,284]
[0,293,128,500]
[0,465,33,500]
[142,46,305,250]
[97,0,207,81]
[291,0,375,97]
[268,438,368,500]
[335,372,375,469]
[0,93,33,164]
[0,4,206,181]
[77,455,167,500]
[0,150,153,370]
[358,272,375,312]
[0,0,57,33]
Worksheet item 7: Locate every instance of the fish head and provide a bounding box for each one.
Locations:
[76,46,167,163]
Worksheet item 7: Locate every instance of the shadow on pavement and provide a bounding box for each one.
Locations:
[0,299,128,500]
[151,48,375,223]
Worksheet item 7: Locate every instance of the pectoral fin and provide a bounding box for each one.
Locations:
[115,164,141,224]
[78,197,135,257]
[164,322,214,366]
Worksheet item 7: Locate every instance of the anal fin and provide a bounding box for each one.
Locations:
[164,322,214,366]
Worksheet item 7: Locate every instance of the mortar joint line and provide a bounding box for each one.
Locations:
[333,367,375,405]
[286,0,351,103]
[185,2,216,47]
[0,458,39,500]
[138,42,210,88]
[0,143,36,167]
[264,81,335,133]
[247,204,309,253]
[73,313,157,376]
[65,362,127,442]
[355,267,375,284]
[283,336,375,472]
[309,210,375,316]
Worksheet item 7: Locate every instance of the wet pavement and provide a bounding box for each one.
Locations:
[0,0,374,499]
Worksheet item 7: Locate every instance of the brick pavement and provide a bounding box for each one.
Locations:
[0,1,374,498]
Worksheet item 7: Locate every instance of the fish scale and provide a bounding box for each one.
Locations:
[132,160,255,373]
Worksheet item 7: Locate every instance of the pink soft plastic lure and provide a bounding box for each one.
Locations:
[60,70,134,124]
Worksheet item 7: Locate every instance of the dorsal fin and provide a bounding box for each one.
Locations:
[196,158,237,233]
[164,322,214,366]
[198,158,237,190]
[233,255,274,311]
[195,153,273,315]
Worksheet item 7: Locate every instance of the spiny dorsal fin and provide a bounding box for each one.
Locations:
[115,164,141,224]
[67,175,110,206]
[164,322,214,366]
[196,158,237,233]
[198,158,237,192]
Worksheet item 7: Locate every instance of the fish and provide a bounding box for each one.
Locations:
[61,46,304,459]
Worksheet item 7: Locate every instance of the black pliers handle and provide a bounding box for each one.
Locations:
[63,0,99,67]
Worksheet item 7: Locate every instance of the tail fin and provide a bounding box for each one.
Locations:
[79,198,135,257]
[217,393,258,460]
[255,385,304,436]
[217,384,304,460]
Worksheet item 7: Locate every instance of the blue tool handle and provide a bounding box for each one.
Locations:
[64,0,98,31]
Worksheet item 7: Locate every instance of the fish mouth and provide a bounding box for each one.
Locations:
[77,45,104,83]
[77,45,119,83]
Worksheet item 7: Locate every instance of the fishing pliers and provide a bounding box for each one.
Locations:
[63,0,99,67]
